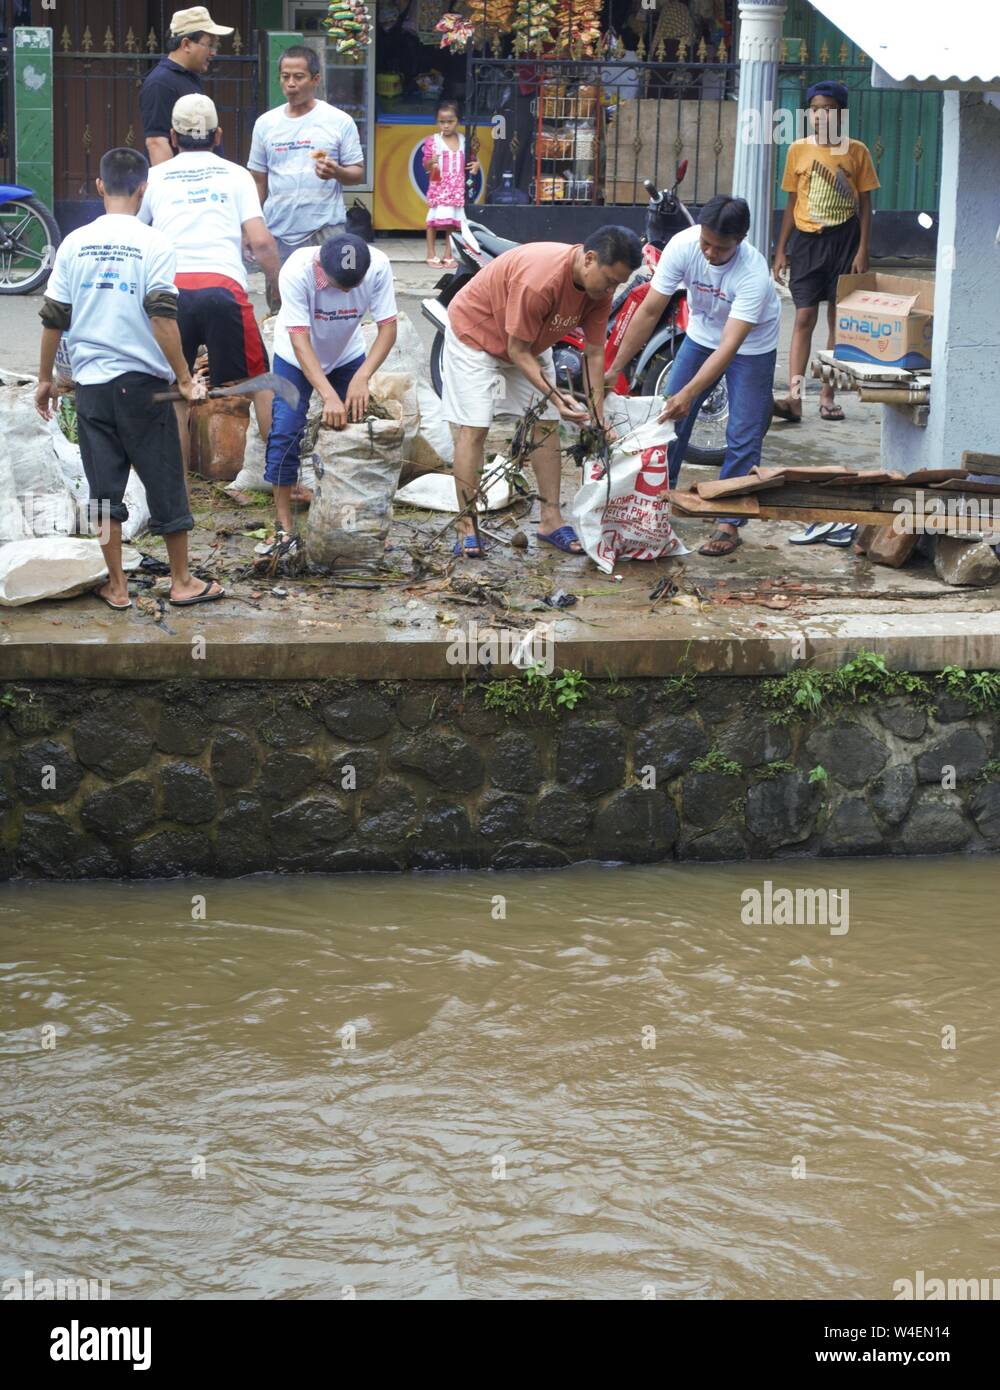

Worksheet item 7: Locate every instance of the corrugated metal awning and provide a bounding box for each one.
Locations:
[808,0,1000,86]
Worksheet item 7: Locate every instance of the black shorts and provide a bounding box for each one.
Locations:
[175,273,269,386]
[74,371,193,535]
[788,216,861,308]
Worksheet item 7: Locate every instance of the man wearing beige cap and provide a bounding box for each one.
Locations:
[139,94,280,456]
[140,7,233,167]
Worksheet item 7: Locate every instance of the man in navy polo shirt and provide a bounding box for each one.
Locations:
[140,6,232,167]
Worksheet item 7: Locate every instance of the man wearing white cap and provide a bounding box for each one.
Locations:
[140,7,233,167]
[139,94,281,453]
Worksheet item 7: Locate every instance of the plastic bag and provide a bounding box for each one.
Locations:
[0,538,141,606]
[0,383,76,541]
[305,401,405,571]
[368,368,419,458]
[411,380,454,472]
[395,455,510,512]
[571,395,688,574]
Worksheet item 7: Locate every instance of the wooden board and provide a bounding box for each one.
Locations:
[671,491,760,517]
[695,475,786,500]
[962,451,1000,476]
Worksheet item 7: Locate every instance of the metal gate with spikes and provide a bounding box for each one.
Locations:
[52,1,258,230]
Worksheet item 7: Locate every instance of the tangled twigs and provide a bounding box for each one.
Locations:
[431,391,557,552]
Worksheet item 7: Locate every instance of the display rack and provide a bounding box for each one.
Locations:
[530,84,601,205]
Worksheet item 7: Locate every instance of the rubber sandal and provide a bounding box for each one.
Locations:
[93,587,132,611]
[169,580,225,607]
[788,521,841,545]
[819,403,846,421]
[822,524,858,547]
[452,535,484,558]
[426,256,444,267]
[537,525,582,554]
[698,529,742,557]
[771,398,802,423]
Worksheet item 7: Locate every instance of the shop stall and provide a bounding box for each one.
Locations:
[278,0,495,231]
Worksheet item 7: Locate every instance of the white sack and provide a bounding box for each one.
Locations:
[395,453,510,512]
[305,402,405,571]
[0,538,141,607]
[571,395,688,574]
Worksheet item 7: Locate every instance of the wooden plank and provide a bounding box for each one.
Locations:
[756,505,893,526]
[695,475,786,500]
[671,491,760,517]
[962,451,1000,476]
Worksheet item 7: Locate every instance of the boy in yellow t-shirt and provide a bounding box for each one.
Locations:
[772,81,880,422]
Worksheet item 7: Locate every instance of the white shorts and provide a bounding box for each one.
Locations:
[441,322,559,429]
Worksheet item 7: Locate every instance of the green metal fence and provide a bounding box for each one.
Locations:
[775,62,942,213]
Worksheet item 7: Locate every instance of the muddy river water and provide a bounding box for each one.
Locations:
[2,858,998,1301]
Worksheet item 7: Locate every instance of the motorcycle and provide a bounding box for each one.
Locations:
[420,161,730,466]
[0,183,61,295]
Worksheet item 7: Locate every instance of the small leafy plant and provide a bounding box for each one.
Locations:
[690,747,743,777]
[483,664,591,718]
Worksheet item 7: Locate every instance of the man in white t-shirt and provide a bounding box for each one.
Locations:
[139,93,281,453]
[34,147,222,612]
[265,233,397,542]
[607,195,781,557]
[248,45,365,264]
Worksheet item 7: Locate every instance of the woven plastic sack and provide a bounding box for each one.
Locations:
[305,401,405,571]
[571,395,689,573]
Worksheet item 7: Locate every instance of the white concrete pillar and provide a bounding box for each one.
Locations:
[730,0,787,257]
[882,92,1000,472]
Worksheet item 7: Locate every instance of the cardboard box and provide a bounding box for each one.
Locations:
[834,272,934,370]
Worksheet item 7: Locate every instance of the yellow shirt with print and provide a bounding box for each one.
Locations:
[781,137,880,234]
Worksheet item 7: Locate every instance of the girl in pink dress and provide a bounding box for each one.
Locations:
[422,101,478,267]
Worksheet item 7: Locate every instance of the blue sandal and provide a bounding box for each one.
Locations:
[452,535,485,558]
[537,525,582,554]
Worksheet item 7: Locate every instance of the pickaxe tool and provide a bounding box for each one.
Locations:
[154,372,298,409]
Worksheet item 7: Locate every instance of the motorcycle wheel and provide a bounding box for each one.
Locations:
[430,329,445,398]
[641,339,732,467]
[0,196,60,295]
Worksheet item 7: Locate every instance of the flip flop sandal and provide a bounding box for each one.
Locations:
[819,403,846,420]
[169,580,226,607]
[537,525,582,554]
[788,521,841,545]
[822,524,858,547]
[771,398,803,423]
[698,529,742,557]
[452,535,485,558]
[93,588,132,611]
[426,256,445,267]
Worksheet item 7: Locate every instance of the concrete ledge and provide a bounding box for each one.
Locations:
[5,608,1000,680]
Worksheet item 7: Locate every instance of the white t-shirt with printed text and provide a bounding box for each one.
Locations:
[47,213,177,385]
[273,244,397,374]
[137,151,263,289]
[652,224,781,356]
[248,100,364,243]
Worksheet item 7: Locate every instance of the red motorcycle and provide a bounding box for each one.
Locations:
[421,161,730,467]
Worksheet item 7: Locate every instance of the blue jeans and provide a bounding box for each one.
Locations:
[666,336,776,527]
[264,351,366,487]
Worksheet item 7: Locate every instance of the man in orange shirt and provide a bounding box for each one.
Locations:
[442,227,642,557]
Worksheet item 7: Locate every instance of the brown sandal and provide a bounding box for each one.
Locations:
[771,397,802,423]
[698,528,742,557]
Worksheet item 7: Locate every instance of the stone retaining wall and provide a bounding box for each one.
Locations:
[2,678,999,879]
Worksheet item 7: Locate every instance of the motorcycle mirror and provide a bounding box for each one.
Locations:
[675,160,688,185]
